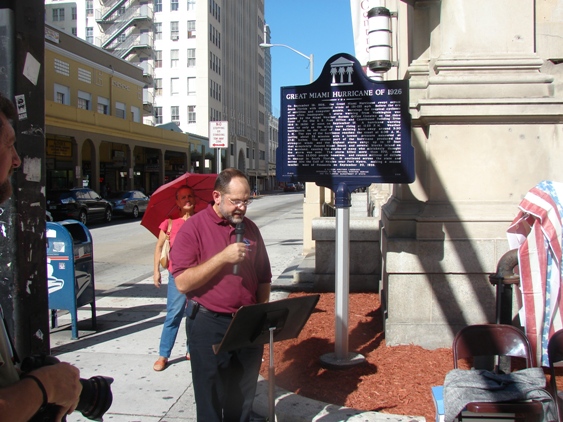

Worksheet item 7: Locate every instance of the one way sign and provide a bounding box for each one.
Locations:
[209,121,228,148]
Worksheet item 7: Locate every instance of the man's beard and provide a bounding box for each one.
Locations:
[228,213,244,225]
[0,178,12,204]
[218,200,244,225]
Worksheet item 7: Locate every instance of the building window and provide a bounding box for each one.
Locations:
[170,21,179,40]
[154,78,162,96]
[52,8,65,21]
[155,50,162,68]
[86,1,93,16]
[209,24,221,48]
[54,84,70,105]
[260,150,265,160]
[230,143,234,156]
[171,0,179,11]
[187,0,195,11]
[131,106,141,123]
[71,27,77,36]
[71,7,77,20]
[154,23,162,40]
[154,0,162,12]
[210,0,220,22]
[187,48,195,67]
[210,52,221,74]
[187,77,195,95]
[171,106,179,123]
[170,49,179,67]
[115,102,126,119]
[77,91,91,110]
[188,105,196,123]
[97,96,109,115]
[86,27,93,44]
[171,77,179,95]
[154,107,163,124]
[209,80,221,101]
[187,20,196,38]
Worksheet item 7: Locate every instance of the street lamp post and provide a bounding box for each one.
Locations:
[259,43,313,84]
[260,42,323,255]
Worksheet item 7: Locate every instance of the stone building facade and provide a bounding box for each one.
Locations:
[381,0,563,348]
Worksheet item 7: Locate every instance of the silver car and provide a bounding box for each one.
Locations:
[107,190,149,219]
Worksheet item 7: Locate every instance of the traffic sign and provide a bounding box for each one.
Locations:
[209,121,228,148]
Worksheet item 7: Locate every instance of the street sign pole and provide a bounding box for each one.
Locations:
[209,121,228,174]
[320,182,366,369]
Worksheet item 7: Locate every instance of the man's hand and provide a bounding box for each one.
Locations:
[31,363,82,421]
[175,242,247,294]
[223,242,246,265]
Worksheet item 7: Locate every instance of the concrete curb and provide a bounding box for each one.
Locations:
[253,377,425,422]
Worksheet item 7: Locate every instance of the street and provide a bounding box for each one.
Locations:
[89,192,305,292]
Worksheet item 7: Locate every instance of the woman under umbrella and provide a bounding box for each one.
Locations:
[152,186,196,371]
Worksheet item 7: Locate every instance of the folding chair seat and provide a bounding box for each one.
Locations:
[445,324,549,421]
[548,329,563,421]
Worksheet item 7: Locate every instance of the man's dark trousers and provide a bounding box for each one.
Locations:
[187,308,263,421]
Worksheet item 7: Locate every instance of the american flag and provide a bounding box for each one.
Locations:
[507,180,563,367]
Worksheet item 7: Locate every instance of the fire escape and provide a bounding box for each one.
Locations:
[96,0,154,114]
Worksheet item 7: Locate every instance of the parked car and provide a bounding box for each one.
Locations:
[46,188,113,225]
[284,183,297,192]
[107,190,149,218]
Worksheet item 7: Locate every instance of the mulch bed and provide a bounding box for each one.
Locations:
[259,292,563,421]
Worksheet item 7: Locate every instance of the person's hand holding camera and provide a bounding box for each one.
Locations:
[25,362,82,421]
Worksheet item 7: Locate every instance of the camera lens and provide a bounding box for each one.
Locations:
[76,376,114,421]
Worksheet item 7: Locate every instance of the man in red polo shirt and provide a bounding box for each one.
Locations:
[171,168,271,422]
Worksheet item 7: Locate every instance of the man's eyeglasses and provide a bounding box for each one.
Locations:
[227,198,253,207]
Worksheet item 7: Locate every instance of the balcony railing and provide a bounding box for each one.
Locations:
[108,32,153,58]
[96,0,128,21]
[143,88,154,114]
[100,4,153,47]
[137,60,154,78]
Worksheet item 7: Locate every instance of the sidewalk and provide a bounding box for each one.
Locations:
[49,197,425,422]
[51,271,424,422]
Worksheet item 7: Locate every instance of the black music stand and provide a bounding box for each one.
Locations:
[213,294,320,422]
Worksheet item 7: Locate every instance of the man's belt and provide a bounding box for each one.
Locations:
[197,303,235,318]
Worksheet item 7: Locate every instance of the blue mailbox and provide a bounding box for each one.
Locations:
[47,220,97,339]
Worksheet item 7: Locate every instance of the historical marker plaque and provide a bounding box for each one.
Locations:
[277,53,414,192]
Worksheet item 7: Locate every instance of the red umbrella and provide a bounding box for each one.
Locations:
[141,172,217,237]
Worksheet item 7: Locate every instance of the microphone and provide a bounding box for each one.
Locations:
[233,222,245,275]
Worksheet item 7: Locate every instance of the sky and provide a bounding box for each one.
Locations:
[264,0,356,116]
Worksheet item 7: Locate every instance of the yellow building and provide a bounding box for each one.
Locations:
[45,24,213,195]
